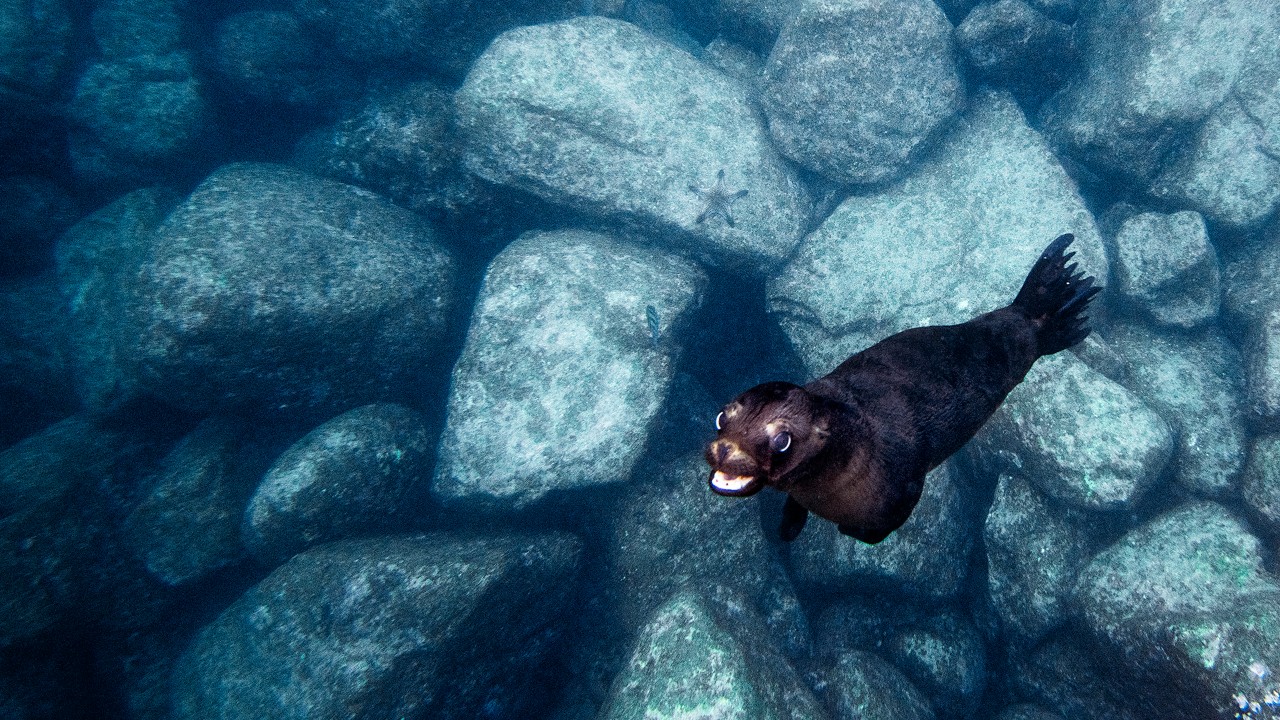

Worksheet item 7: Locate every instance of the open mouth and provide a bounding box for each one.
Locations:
[709,470,762,497]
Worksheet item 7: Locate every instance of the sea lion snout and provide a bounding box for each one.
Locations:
[705,439,764,496]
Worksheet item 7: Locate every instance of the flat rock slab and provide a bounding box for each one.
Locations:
[433,230,706,512]
[456,16,812,270]
[132,162,456,417]
[172,532,582,720]
[769,91,1106,377]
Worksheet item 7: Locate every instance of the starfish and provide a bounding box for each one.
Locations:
[688,169,748,227]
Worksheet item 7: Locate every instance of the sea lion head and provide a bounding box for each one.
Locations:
[705,381,830,497]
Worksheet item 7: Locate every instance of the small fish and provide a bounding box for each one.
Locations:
[645,305,661,345]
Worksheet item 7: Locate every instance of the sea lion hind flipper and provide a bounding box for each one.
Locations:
[779,495,809,542]
[1011,233,1103,356]
[837,522,893,544]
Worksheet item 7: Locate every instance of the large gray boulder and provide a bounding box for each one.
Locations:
[0,0,72,98]
[1073,502,1280,718]
[1150,46,1280,230]
[172,533,582,720]
[972,352,1172,512]
[770,91,1106,377]
[1103,321,1248,497]
[68,52,211,186]
[56,188,177,410]
[131,162,457,417]
[1245,308,1280,422]
[983,473,1096,647]
[955,0,1076,102]
[243,403,434,566]
[432,230,706,512]
[294,81,484,222]
[1109,210,1220,329]
[123,416,279,587]
[1242,434,1280,536]
[759,0,963,186]
[789,460,977,601]
[603,451,809,658]
[456,16,812,270]
[293,0,575,80]
[821,651,936,720]
[599,590,827,720]
[1040,0,1279,182]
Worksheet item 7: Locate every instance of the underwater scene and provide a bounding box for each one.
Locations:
[3,0,1280,717]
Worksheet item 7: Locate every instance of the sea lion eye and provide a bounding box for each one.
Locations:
[715,411,725,431]
[771,431,792,453]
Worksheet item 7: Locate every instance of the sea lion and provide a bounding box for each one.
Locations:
[705,233,1101,544]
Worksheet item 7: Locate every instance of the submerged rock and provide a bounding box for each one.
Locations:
[599,590,827,720]
[770,91,1106,377]
[983,473,1096,647]
[211,10,360,112]
[1073,502,1280,719]
[1104,322,1248,498]
[1109,210,1220,328]
[294,82,484,222]
[293,0,577,79]
[0,0,72,98]
[789,460,977,601]
[132,162,457,418]
[973,352,1172,513]
[1040,0,1278,181]
[244,403,434,566]
[603,451,809,658]
[759,0,962,186]
[68,52,212,186]
[433,230,706,512]
[0,276,76,448]
[456,16,812,270]
[0,175,80,276]
[172,533,582,720]
[55,187,178,411]
[1242,434,1280,535]
[1245,308,1280,422]
[821,651,935,720]
[956,0,1076,101]
[123,416,280,586]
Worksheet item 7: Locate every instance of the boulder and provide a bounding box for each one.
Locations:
[131,163,457,418]
[55,187,178,411]
[789,460,977,601]
[244,403,434,566]
[124,416,281,586]
[821,651,935,720]
[293,0,576,80]
[1040,0,1279,181]
[432,230,705,512]
[1103,322,1248,497]
[1242,434,1280,535]
[456,16,812,270]
[983,473,1096,647]
[759,0,962,186]
[599,590,827,720]
[769,91,1106,377]
[1073,502,1280,718]
[172,533,582,720]
[972,352,1172,512]
[1109,210,1220,328]
[211,11,360,112]
[603,451,809,658]
[955,0,1076,102]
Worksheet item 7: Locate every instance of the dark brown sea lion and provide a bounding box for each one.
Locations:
[705,233,1101,544]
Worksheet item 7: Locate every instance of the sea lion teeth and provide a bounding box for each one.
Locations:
[710,471,754,492]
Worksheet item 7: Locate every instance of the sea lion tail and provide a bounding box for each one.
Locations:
[1012,233,1102,356]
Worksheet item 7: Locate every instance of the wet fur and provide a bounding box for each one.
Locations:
[707,234,1100,543]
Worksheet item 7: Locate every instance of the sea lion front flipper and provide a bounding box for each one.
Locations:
[838,523,893,544]
[779,495,809,542]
